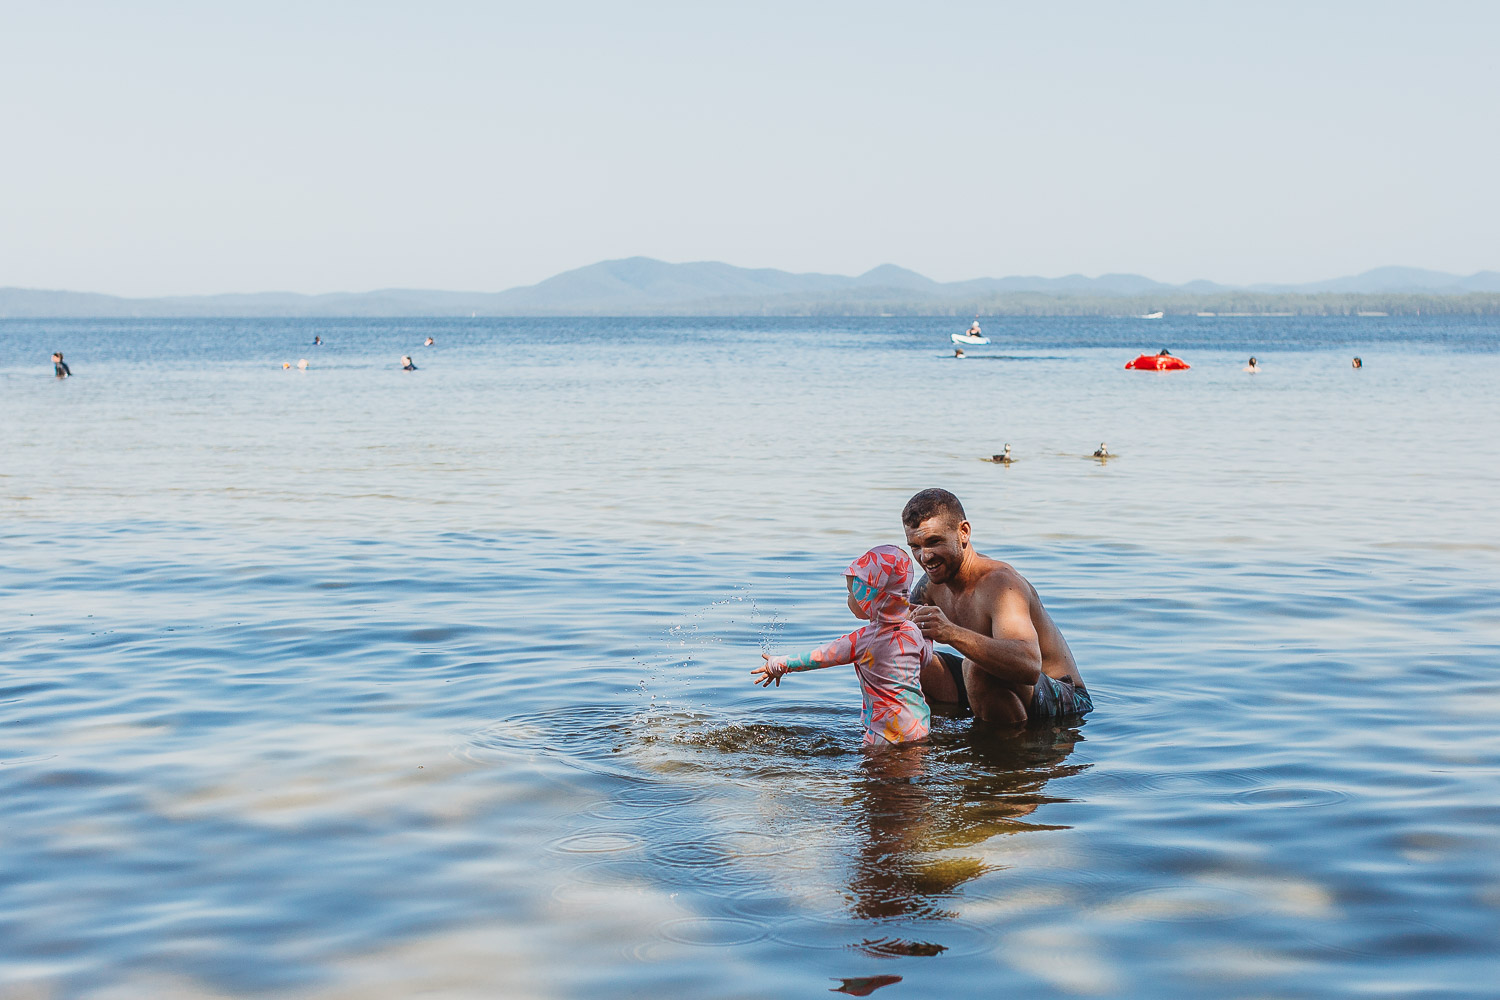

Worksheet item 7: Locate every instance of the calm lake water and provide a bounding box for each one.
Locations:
[3,315,1499,998]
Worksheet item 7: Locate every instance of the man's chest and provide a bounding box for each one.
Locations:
[937,587,991,633]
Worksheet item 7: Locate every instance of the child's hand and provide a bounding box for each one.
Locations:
[752,652,788,688]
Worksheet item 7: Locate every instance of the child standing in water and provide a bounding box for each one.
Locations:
[752,545,933,746]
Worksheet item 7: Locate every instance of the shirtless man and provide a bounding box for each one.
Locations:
[902,488,1092,724]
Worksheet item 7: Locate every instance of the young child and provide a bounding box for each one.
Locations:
[752,545,933,746]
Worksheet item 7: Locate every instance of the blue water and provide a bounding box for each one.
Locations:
[3,316,1499,998]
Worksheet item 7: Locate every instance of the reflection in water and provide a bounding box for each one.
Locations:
[846,722,1088,925]
[484,701,1092,969]
[830,973,904,995]
[477,705,1090,964]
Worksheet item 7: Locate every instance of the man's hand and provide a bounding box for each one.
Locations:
[751,652,788,688]
[908,604,961,644]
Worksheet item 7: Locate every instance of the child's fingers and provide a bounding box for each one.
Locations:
[752,654,785,688]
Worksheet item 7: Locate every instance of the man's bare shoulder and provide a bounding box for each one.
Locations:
[968,552,1028,594]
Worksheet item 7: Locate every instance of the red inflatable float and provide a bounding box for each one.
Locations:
[1125,353,1190,371]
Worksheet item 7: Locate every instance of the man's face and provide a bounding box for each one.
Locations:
[904,515,969,585]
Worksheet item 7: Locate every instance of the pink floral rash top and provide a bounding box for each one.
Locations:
[776,546,933,746]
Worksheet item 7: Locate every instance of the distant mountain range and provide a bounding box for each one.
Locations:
[3,259,1499,317]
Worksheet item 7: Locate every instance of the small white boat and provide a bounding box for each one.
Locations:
[1140,311,1164,319]
[951,332,990,346]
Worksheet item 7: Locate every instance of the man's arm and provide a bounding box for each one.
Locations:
[908,583,1042,688]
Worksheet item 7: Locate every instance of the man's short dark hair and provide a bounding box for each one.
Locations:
[902,488,966,529]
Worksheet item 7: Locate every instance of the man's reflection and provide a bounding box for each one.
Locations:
[844,722,1088,927]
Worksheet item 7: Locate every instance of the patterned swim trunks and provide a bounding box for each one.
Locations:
[1027,672,1094,721]
[933,651,1093,722]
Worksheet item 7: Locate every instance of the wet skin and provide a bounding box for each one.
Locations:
[904,515,1082,724]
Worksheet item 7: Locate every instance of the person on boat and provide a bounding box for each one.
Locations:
[967,320,982,338]
[903,488,1091,724]
[1093,443,1111,458]
[1244,356,1260,372]
[1157,348,1173,357]
[401,356,418,371]
[1352,356,1363,369]
[51,352,71,378]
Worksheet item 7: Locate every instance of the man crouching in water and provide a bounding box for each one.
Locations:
[902,488,1092,724]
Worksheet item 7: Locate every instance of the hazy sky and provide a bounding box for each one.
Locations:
[2,1,1496,295]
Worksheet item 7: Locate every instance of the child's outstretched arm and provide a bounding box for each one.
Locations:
[751,631,859,688]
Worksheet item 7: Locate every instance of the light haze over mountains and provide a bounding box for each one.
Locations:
[5,6,1499,299]
[2,260,1499,317]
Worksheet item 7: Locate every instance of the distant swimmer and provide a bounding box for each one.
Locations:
[1093,442,1112,458]
[297,359,309,370]
[987,444,1014,465]
[51,352,71,378]
[282,361,291,369]
[1244,356,1260,372]
[424,337,435,347]
[401,355,418,371]
[954,347,965,358]
[313,335,322,346]
[1352,356,1363,369]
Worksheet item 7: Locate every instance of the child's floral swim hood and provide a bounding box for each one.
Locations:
[845,545,916,626]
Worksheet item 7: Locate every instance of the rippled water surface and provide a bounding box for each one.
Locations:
[3,316,1499,997]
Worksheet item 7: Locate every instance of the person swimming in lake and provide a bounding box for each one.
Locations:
[904,488,1091,724]
[1244,356,1260,372]
[424,336,435,347]
[1352,356,1363,369]
[51,352,71,378]
[401,355,418,371]
[753,545,933,747]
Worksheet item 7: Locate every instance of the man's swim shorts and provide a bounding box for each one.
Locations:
[934,650,971,711]
[1027,671,1093,721]
[933,651,1093,721]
